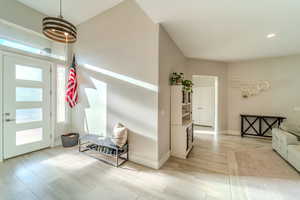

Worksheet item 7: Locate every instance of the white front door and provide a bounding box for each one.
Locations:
[3,54,51,159]
[193,87,214,126]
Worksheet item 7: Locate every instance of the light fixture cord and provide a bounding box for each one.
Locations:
[59,0,62,18]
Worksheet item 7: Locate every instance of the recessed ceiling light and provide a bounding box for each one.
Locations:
[267,33,276,39]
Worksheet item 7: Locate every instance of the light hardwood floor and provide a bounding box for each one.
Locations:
[0,134,299,200]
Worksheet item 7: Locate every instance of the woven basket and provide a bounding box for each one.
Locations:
[61,133,79,147]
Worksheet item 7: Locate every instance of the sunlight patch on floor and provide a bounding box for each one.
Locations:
[41,153,97,170]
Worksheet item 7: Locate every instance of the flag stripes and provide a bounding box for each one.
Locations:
[66,56,78,108]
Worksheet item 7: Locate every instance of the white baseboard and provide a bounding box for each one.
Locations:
[193,130,240,136]
[129,151,170,170]
[218,130,227,135]
[129,153,158,169]
[157,151,170,169]
[220,130,240,136]
[52,139,62,147]
[194,131,206,137]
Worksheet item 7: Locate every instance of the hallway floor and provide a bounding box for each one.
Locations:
[0,134,299,200]
[194,124,215,135]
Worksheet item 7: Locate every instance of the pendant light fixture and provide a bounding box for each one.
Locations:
[42,0,77,43]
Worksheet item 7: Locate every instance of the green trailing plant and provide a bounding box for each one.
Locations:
[182,79,193,92]
[170,72,184,85]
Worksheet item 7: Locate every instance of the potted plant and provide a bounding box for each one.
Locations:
[182,80,193,92]
[170,72,184,85]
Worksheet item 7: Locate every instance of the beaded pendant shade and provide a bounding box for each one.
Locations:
[42,0,77,43]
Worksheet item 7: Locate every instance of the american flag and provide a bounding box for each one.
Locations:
[66,56,78,108]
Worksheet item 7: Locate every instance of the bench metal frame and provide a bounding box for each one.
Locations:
[79,136,129,167]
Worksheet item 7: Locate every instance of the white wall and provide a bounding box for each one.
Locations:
[227,55,300,134]
[0,0,45,34]
[73,0,160,168]
[158,25,186,163]
[186,59,228,132]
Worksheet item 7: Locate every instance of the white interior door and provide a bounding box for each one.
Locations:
[193,87,214,126]
[3,54,51,159]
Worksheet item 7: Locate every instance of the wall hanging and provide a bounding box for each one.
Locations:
[230,79,270,98]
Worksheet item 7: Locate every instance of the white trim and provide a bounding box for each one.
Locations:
[219,130,240,136]
[0,45,65,65]
[157,151,170,169]
[129,153,159,169]
[130,151,170,169]
[218,130,229,135]
[50,64,55,147]
[215,76,219,133]
[194,130,215,137]
[0,50,54,65]
[0,52,3,162]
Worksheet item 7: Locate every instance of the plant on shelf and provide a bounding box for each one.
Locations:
[170,72,184,85]
[182,80,193,92]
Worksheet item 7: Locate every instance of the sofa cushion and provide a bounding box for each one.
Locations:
[272,128,299,159]
[287,145,300,172]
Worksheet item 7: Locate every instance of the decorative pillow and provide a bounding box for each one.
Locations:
[112,123,128,147]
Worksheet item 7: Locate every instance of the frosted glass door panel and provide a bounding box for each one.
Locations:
[16,128,43,145]
[16,87,43,102]
[16,108,42,123]
[16,65,42,81]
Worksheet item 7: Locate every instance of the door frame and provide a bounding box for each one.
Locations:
[192,75,218,133]
[0,50,56,161]
[193,86,214,126]
[0,52,3,161]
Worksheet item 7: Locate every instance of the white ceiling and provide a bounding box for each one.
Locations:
[18,0,300,61]
[136,0,300,61]
[17,0,123,25]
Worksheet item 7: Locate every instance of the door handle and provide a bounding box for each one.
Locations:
[5,118,15,122]
[3,113,15,122]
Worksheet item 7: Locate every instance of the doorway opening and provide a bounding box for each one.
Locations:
[192,75,218,135]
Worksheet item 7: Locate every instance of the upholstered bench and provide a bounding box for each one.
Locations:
[79,134,128,167]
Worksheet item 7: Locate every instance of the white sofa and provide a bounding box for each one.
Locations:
[287,145,300,172]
[272,128,300,171]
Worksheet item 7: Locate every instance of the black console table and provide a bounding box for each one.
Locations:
[241,114,286,138]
